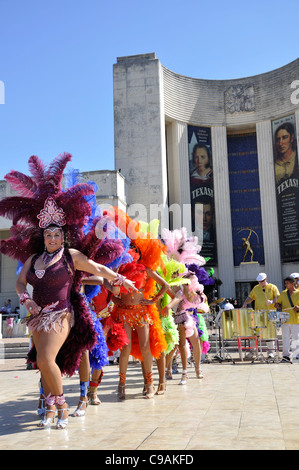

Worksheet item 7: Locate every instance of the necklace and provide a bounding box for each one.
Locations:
[35,246,64,279]
[42,246,64,266]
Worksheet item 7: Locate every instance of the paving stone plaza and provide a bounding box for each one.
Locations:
[2,338,299,451]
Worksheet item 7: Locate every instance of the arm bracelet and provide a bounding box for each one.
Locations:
[18,290,31,305]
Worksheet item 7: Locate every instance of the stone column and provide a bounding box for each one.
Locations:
[113,54,168,227]
[166,121,192,232]
[256,120,282,289]
[212,126,235,297]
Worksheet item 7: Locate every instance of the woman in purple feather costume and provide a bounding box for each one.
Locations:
[0,154,138,429]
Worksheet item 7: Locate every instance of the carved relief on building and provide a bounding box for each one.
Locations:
[224,84,255,113]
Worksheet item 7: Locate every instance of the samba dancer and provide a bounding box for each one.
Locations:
[164,273,207,384]
[0,154,137,429]
[161,228,208,384]
[106,208,169,399]
[72,276,120,417]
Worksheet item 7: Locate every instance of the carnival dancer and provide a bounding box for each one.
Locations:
[60,172,133,416]
[73,271,132,415]
[161,227,208,384]
[185,263,213,373]
[164,275,203,384]
[137,219,180,395]
[72,278,115,416]
[105,208,169,399]
[0,154,137,429]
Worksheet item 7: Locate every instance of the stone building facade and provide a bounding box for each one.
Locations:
[113,53,299,300]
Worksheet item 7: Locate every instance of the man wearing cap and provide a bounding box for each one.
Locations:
[275,276,299,363]
[290,273,299,289]
[242,273,279,311]
[242,274,279,356]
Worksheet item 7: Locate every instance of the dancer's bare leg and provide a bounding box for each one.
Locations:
[88,368,103,405]
[155,354,166,394]
[73,350,90,415]
[189,327,203,378]
[136,324,154,398]
[165,346,177,379]
[178,325,188,384]
[33,313,71,420]
[118,323,132,399]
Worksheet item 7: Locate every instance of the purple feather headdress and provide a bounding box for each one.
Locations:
[186,263,215,286]
[0,153,95,262]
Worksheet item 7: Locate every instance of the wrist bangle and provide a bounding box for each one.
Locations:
[18,290,31,305]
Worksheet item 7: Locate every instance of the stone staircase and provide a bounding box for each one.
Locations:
[3,340,29,360]
[1,334,284,363]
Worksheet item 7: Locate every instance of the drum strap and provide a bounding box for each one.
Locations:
[287,290,294,308]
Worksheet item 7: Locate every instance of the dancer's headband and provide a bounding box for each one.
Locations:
[37,196,66,229]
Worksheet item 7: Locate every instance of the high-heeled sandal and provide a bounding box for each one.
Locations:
[195,367,204,379]
[38,407,55,427]
[118,372,126,400]
[88,375,103,405]
[155,383,166,395]
[179,372,188,385]
[165,368,172,380]
[72,398,88,417]
[144,371,155,399]
[117,383,126,400]
[37,397,45,418]
[56,405,69,429]
[88,390,102,405]
[38,394,56,427]
[144,383,155,399]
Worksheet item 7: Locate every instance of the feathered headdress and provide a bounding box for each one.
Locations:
[186,263,215,286]
[104,208,166,271]
[62,167,132,271]
[0,153,95,263]
[161,227,206,267]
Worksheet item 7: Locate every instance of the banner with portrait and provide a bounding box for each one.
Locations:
[272,114,299,262]
[188,125,217,265]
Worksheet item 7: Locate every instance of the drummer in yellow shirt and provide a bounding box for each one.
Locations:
[241,273,279,357]
[242,273,279,311]
[275,276,299,363]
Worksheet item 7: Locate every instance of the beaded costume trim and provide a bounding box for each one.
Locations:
[116,304,154,329]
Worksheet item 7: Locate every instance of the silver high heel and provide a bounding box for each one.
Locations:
[38,394,56,427]
[55,393,68,429]
[72,398,88,417]
[38,406,56,427]
[37,397,45,419]
[179,372,188,385]
[56,405,69,429]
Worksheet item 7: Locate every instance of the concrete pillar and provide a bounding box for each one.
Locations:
[212,126,235,297]
[256,120,282,289]
[166,121,192,232]
[113,53,168,227]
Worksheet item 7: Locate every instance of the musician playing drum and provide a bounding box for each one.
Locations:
[242,273,279,311]
[242,273,279,357]
[275,276,299,363]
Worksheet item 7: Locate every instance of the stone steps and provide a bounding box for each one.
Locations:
[4,342,29,359]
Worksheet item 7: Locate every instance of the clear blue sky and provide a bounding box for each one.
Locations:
[0,0,298,180]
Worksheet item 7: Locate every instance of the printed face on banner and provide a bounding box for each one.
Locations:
[188,125,217,265]
[272,114,299,262]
